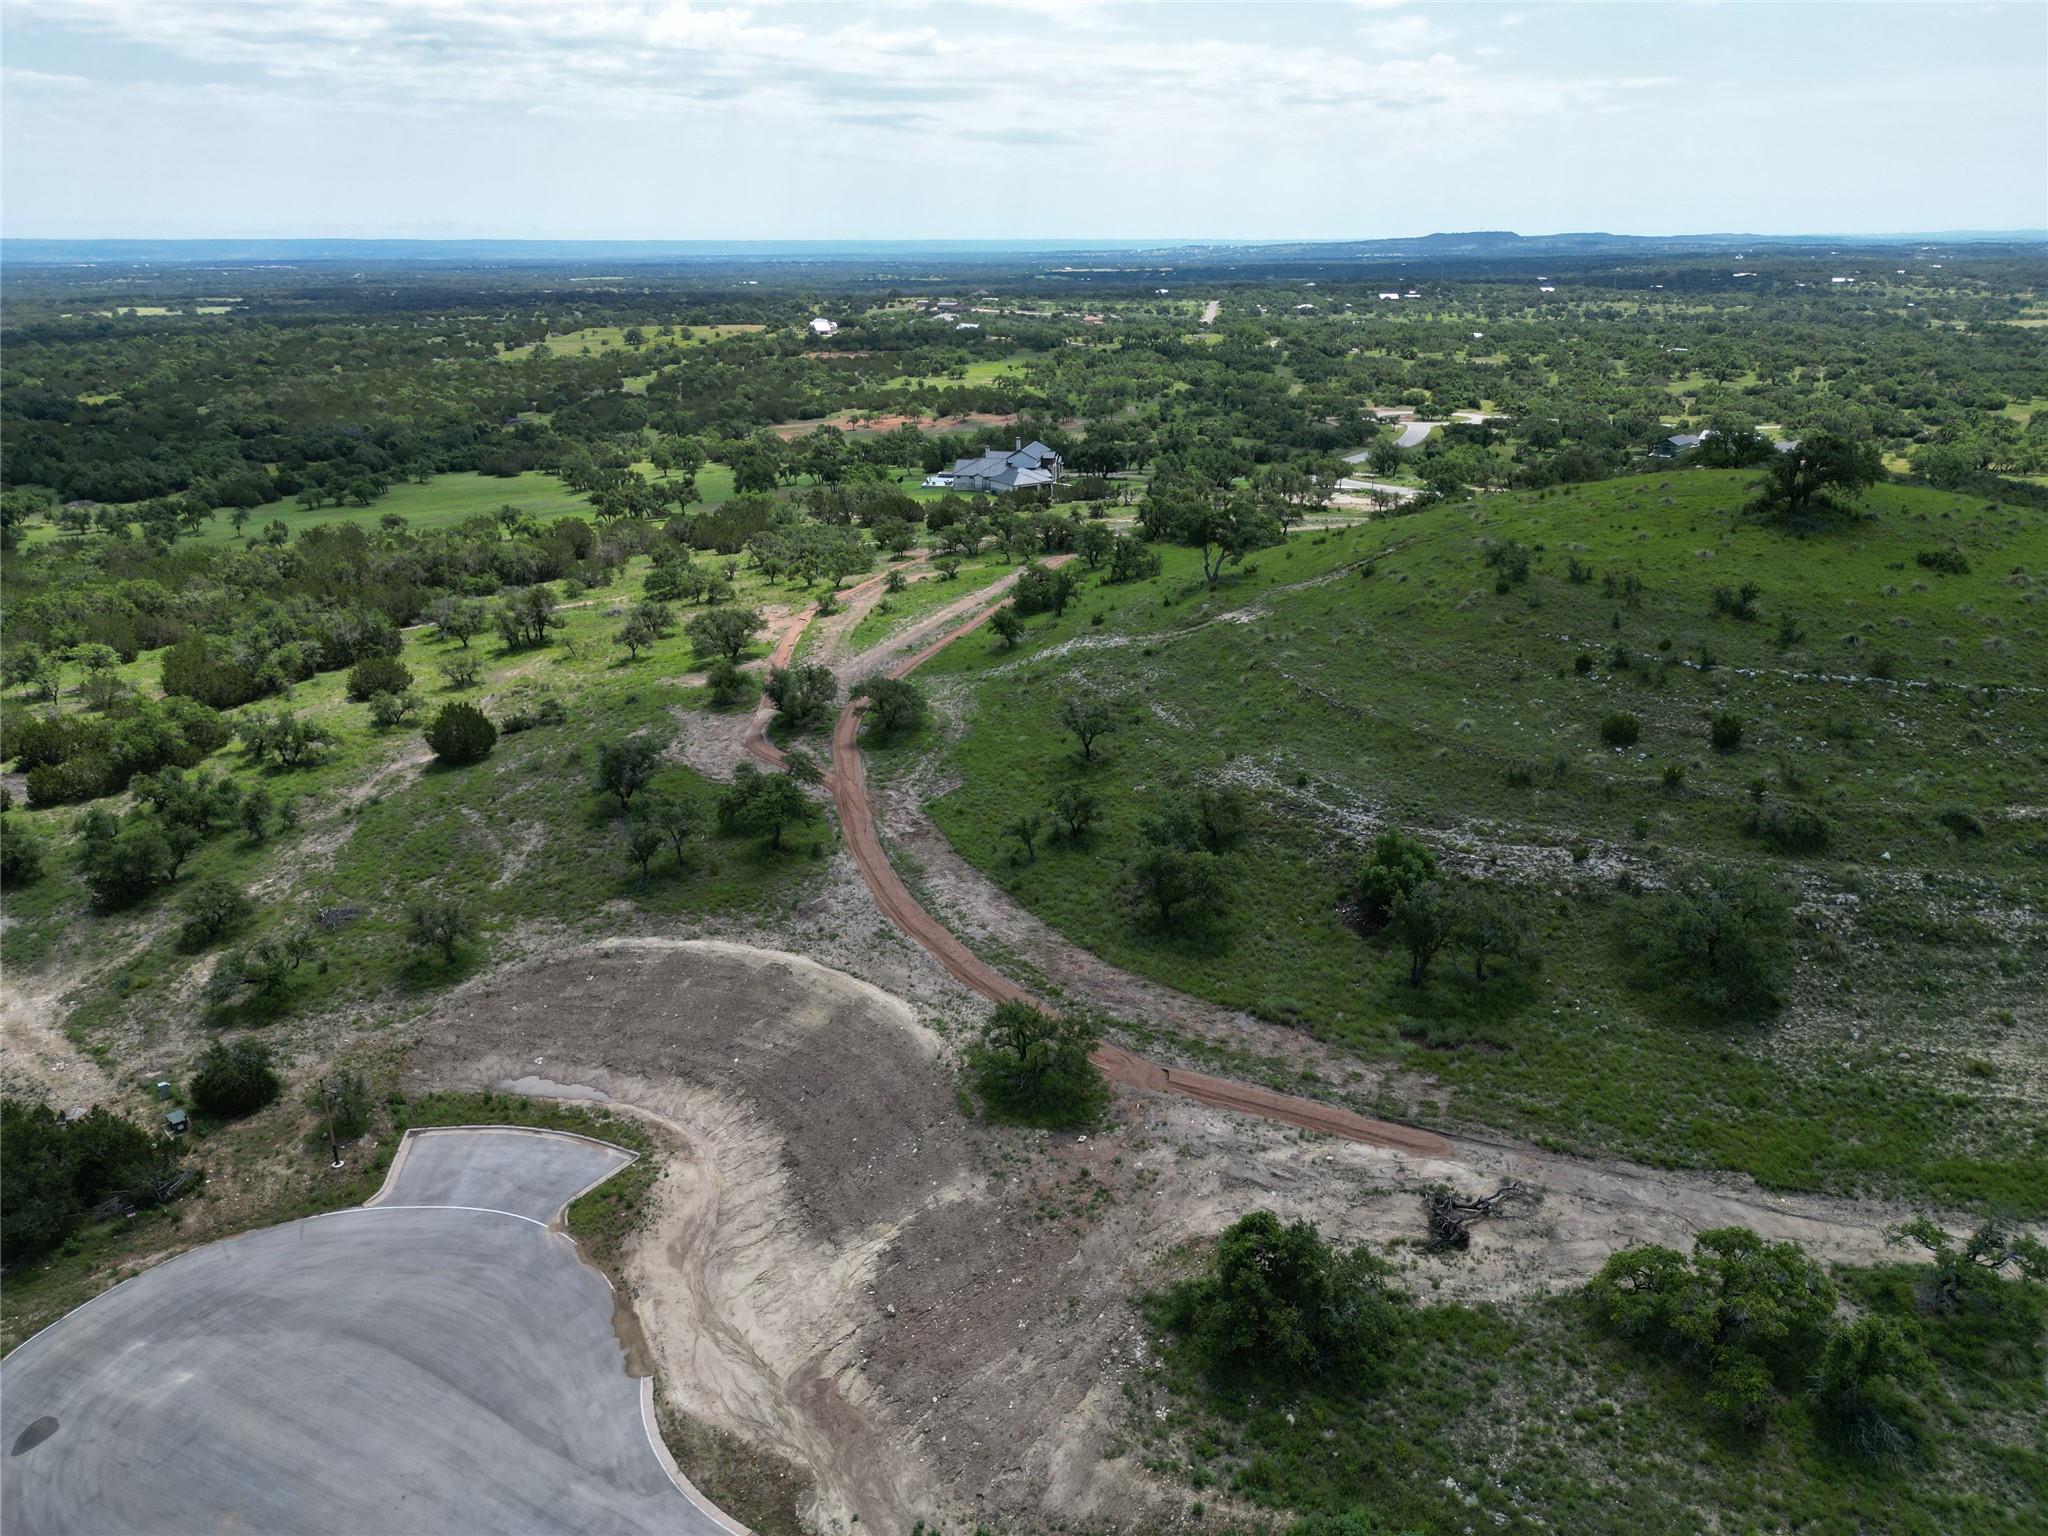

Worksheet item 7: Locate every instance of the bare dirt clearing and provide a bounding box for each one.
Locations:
[407,938,1926,1534]
[0,968,117,1113]
[767,412,1019,441]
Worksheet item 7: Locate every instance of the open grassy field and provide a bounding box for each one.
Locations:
[893,470,2048,1211]
[881,355,1031,388]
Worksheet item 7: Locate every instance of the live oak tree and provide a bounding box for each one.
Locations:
[205,929,317,1014]
[764,663,836,732]
[593,735,665,810]
[622,821,662,885]
[966,1000,1108,1129]
[1747,431,1883,529]
[854,674,924,738]
[1058,693,1117,762]
[405,897,478,964]
[1588,1227,1841,1426]
[1887,1216,2048,1312]
[1013,561,1080,617]
[717,762,818,851]
[634,790,700,870]
[1449,883,1529,981]
[705,656,752,708]
[1075,521,1114,569]
[1159,1211,1400,1385]
[434,598,487,649]
[685,605,763,663]
[1006,811,1043,863]
[177,877,253,951]
[1389,879,1453,985]
[617,600,676,660]
[1130,844,1230,931]
[1356,828,1436,927]
[1632,865,1790,1020]
[1153,490,1284,584]
[1050,784,1099,840]
[367,690,422,729]
[494,585,564,649]
[239,783,274,841]
[1809,1314,1931,1458]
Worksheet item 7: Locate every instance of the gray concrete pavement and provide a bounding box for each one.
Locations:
[374,1125,630,1222]
[2,1129,737,1536]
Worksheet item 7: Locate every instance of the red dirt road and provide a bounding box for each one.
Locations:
[743,561,915,772]
[812,563,1451,1158]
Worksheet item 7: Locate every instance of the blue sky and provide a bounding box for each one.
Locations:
[2,0,2042,240]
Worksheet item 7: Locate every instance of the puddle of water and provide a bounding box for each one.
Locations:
[492,1076,610,1102]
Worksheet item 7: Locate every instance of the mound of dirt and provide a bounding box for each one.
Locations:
[416,939,962,1244]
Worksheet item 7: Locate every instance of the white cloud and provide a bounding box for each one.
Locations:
[0,0,1664,142]
[1362,13,1456,53]
[3,0,2037,239]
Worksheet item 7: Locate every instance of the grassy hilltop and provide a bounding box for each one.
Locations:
[905,470,2048,1209]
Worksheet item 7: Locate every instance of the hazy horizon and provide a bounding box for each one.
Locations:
[4,228,2047,250]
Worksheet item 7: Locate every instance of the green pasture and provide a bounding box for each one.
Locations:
[886,471,2048,1210]
[880,356,1031,389]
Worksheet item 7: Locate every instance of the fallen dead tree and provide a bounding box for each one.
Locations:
[1424,1179,1538,1249]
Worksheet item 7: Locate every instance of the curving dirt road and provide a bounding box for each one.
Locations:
[808,559,1451,1157]
[743,559,924,772]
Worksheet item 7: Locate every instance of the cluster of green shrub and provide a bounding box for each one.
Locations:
[965,1000,1110,1130]
[72,766,275,911]
[3,516,615,721]
[1158,1211,1403,1387]
[0,1099,195,1265]
[9,695,230,805]
[1149,1207,2047,1529]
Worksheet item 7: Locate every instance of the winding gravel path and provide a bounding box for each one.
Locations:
[804,558,1450,1156]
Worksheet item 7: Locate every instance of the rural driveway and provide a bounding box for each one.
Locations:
[818,562,1451,1159]
[1,1127,741,1536]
